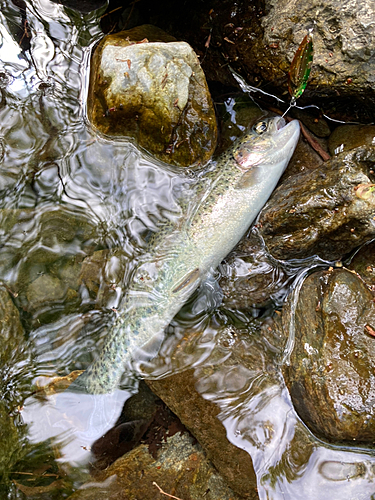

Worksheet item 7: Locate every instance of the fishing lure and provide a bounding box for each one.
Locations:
[288,30,314,104]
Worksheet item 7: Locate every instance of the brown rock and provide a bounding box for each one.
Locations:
[67,432,243,500]
[348,240,375,289]
[283,268,375,443]
[147,369,258,499]
[258,146,375,260]
[328,124,375,156]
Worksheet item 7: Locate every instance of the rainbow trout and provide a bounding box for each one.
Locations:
[72,116,300,394]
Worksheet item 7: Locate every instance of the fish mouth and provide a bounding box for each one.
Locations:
[274,117,300,142]
[264,116,300,146]
[271,117,300,163]
[275,116,286,130]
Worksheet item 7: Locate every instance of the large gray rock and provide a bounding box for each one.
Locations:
[88,26,217,168]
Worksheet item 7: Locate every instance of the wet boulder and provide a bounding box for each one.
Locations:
[328,124,375,156]
[283,268,375,443]
[348,240,375,289]
[88,25,217,168]
[257,145,375,261]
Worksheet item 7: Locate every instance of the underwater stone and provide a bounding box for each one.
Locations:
[147,368,258,499]
[0,286,27,393]
[26,274,68,307]
[67,432,242,500]
[79,248,127,307]
[0,286,33,490]
[88,25,217,168]
[283,268,375,443]
[146,322,281,499]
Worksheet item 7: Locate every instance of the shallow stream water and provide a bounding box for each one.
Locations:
[1,1,375,499]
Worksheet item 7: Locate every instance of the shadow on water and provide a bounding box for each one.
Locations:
[1,1,375,499]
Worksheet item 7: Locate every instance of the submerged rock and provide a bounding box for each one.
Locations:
[88,25,217,168]
[0,285,30,400]
[261,423,315,487]
[26,273,76,311]
[90,381,161,470]
[68,432,242,500]
[0,286,31,494]
[258,145,375,260]
[283,268,375,443]
[0,401,29,497]
[79,248,127,307]
[0,206,101,323]
[146,319,284,499]
[148,370,256,499]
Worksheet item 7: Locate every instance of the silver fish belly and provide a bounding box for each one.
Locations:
[72,116,300,394]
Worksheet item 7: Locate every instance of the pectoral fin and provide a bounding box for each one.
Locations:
[172,268,200,293]
[235,166,263,189]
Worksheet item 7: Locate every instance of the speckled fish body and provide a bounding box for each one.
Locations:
[72,117,300,394]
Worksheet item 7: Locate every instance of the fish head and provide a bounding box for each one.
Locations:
[233,117,300,174]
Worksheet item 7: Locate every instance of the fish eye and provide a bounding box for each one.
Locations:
[254,120,268,134]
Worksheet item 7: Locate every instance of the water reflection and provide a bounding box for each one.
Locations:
[1,1,375,499]
[22,388,134,465]
[148,319,375,499]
